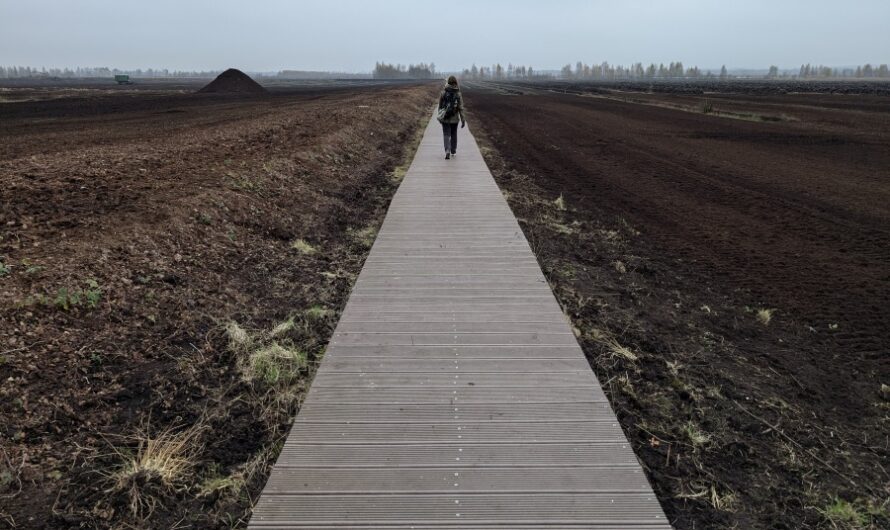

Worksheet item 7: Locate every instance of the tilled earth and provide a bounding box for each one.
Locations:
[468,85,890,529]
[0,82,436,528]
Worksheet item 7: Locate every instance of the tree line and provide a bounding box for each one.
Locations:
[458,61,890,80]
[0,66,224,79]
[372,62,436,79]
[460,64,542,79]
[796,63,890,79]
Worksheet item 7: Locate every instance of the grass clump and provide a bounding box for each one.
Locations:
[820,498,868,528]
[291,238,317,255]
[0,261,9,277]
[683,421,711,448]
[197,464,244,498]
[756,308,774,326]
[818,497,888,529]
[350,225,378,248]
[554,193,567,211]
[247,343,308,385]
[226,312,325,388]
[305,305,330,321]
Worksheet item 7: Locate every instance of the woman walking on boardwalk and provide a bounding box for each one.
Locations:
[437,75,466,159]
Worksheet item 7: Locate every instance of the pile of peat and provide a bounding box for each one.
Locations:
[198,68,268,94]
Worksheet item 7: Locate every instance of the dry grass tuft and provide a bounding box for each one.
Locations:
[225,321,251,352]
[270,317,295,337]
[600,336,639,362]
[290,238,317,255]
[756,308,774,326]
[109,423,204,518]
[683,421,711,448]
[349,226,379,248]
[677,483,736,512]
[554,193,567,211]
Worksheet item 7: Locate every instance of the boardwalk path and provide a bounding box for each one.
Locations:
[249,116,670,528]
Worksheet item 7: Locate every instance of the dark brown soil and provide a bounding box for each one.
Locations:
[198,68,268,94]
[0,81,436,528]
[467,85,890,529]
[490,78,890,96]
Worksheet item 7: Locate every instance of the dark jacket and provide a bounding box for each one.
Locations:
[437,84,466,125]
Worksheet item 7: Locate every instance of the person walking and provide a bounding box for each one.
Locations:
[437,76,466,159]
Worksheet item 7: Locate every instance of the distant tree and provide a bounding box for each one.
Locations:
[561,64,573,78]
[719,65,728,79]
[767,65,779,78]
[671,62,684,77]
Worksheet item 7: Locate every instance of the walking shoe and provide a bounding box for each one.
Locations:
[445,152,451,159]
[451,151,457,157]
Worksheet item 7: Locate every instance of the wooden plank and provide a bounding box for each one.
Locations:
[261,466,654,494]
[248,116,670,528]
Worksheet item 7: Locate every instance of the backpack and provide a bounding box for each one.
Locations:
[437,90,458,122]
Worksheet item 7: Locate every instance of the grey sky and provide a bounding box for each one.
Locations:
[1,0,888,72]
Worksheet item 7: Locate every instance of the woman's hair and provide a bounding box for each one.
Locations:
[447,75,458,86]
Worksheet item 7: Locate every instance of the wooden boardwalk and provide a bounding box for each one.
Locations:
[249,117,670,529]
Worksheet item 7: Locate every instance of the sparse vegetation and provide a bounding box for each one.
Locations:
[290,238,317,254]
[0,261,9,277]
[553,193,566,211]
[197,465,244,498]
[23,279,102,311]
[349,225,378,248]
[305,305,330,321]
[820,497,871,530]
[682,421,711,448]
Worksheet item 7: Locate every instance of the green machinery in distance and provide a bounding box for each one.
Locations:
[114,74,134,85]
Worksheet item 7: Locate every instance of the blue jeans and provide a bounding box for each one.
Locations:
[442,122,458,153]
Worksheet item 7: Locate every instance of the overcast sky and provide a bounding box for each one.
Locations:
[1,0,888,72]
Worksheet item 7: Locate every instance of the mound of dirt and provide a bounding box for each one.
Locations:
[198,68,267,94]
